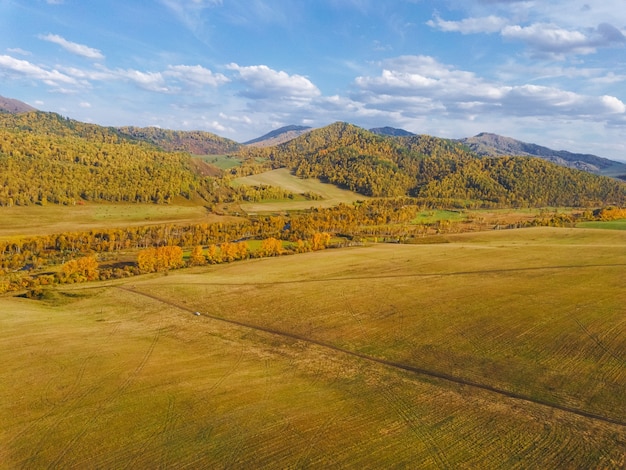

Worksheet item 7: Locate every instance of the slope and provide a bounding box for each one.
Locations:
[241,122,626,207]
[459,132,626,177]
[0,95,37,114]
[118,126,241,155]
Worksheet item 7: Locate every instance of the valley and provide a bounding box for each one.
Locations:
[1,105,625,468]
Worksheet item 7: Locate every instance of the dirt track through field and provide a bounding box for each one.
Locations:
[117,286,626,429]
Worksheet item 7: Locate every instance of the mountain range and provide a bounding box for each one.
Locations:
[1,95,625,180]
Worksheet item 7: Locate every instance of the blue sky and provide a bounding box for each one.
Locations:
[1,0,626,160]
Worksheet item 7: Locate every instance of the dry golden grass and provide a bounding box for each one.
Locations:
[233,168,368,212]
[1,227,625,468]
[0,202,241,238]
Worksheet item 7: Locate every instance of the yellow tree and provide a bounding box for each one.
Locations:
[137,247,157,273]
[220,242,237,262]
[205,244,220,264]
[189,245,206,266]
[61,255,99,282]
[235,241,249,260]
[259,237,283,257]
[312,232,331,250]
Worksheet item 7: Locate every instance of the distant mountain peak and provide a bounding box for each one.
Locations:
[0,95,37,114]
[245,125,312,147]
[458,132,626,176]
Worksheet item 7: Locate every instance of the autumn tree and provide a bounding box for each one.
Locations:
[60,255,99,282]
[311,232,331,250]
[259,237,283,257]
[189,245,207,266]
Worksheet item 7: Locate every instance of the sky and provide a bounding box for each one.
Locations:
[1,0,626,161]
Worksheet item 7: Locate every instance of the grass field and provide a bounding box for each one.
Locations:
[199,154,242,170]
[577,219,626,230]
[1,226,625,468]
[233,168,368,212]
[0,202,241,238]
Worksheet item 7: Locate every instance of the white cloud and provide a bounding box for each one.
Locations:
[501,23,616,57]
[116,69,169,93]
[6,48,31,56]
[39,34,104,60]
[227,63,321,102]
[427,15,508,34]
[352,55,626,123]
[165,65,229,87]
[0,54,78,86]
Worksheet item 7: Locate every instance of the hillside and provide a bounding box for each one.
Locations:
[244,125,312,147]
[1,110,624,208]
[0,95,37,114]
[118,126,241,155]
[241,122,626,207]
[0,112,220,206]
[458,132,626,177]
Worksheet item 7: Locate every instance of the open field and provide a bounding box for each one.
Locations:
[0,202,241,238]
[1,227,625,468]
[233,168,368,212]
[199,154,243,170]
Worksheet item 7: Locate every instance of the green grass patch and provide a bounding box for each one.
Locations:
[576,219,626,230]
[199,154,242,169]
[412,209,467,224]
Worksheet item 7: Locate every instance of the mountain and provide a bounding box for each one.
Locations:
[245,125,312,147]
[0,95,37,114]
[369,126,415,137]
[118,126,241,155]
[1,106,624,208]
[458,132,626,178]
[241,122,626,206]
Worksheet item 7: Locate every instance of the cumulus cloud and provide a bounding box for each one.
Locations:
[165,65,229,87]
[352,55,626,122]
[115,69,169,93]
[502,22,625,57]
[39,34,104,60]
[227,63,321,102]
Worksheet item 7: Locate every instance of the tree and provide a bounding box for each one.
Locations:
[189,245,206,266]
[259,237,283,257]
[312,232,331,250]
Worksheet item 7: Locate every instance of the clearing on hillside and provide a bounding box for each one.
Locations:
[233,168,368,212]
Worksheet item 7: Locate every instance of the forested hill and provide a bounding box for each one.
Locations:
[241,122,626,207]
[118,126,241,155]
[0,111,137,144]
[0,112,221,206]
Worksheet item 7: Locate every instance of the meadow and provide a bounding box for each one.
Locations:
[1,226,625,468]
[233,168,368,212]
[0,202,240,238]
